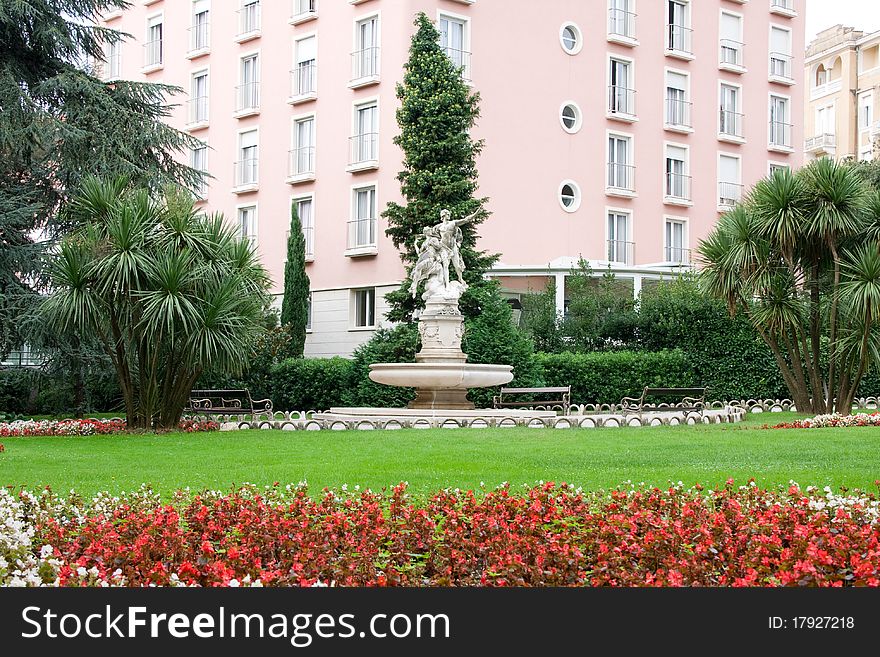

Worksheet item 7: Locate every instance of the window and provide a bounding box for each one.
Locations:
[666,0,691,55]
[353,15,379,80]
[238,205,257,243]
[719,84,742,139]
[607,134,633,192]
[559,181,581,212]
[190,0,210,52]
[608,0,635,41]
[665,70,690,128]
[350,101,378,166]
[306,293,312,331]
[769,95,791,148]
[720,12,743,68]
[190,71,208,124]
[769,163,790,177]
[293,36,317,97]
[559,22,582,54]
[665,219,688,264]
[190,143,208,198]
[295,196,315,258]
[236,130,258,187]
[439,14,469,79]
[608,58,634,116]
[239,0,260,37]
[816,65,828,87]
[237,54,259,112]
[718,155,742,208]
[607,211,632,264]
[665,145,689,201]
[350,186,377,249]
[860,93,873,131]
[145,14,163,67]
[816,104,835,136]
[560,102,582,133]
[353,288,376,329]
[770,27,793,80]
[291,116,315,177]
[107,40,121,79]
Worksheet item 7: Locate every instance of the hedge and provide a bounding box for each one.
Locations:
[270,357,354,412]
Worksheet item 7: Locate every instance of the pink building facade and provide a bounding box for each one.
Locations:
[102,0,805,357]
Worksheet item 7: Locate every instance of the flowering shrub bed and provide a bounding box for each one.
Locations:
[3,481,880,587]
[769,412,880,429]
[0,418,218,437]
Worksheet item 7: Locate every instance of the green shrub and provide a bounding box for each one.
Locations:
[270,357,354,411]
[0,365,121,416]
[343,325,420,408]
[537,350,695,405]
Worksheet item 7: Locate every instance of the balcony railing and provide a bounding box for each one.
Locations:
[805,133,837,152]
[236,82,260,113]
[188,22,210,53]
[348,217,377,249]
[607,240,635,265]
[770,121,793,148]
[302,225,315,259]
[291,0,317,21]
[187,96,209,125]
[720,39,744,67]
[443,48,472,81]
[719,109,744,138]
[769,52,793,80]
[143,39,162,67]
[608,8,636,40]
[351,47,380,81]
[607,162,635,192]
[237,3,261,37]
[770,0,794,12]
[234,158,259,188]
[718,182,744,208]
[665,97,692,128]
[349,133,379,167]
[667,24,693,55]
[665,246,691,265]
[608,85,636,116]
[665,172,692,202]
[290,63,317,98]
[289,146,315,178]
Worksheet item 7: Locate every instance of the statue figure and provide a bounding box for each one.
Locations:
[410,208,478,300]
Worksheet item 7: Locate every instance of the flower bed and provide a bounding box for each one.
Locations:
[3,481,880,587]
[769,412,880,429]
[0,418,218,437]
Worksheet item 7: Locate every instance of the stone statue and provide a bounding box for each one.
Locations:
[410,208,477,301]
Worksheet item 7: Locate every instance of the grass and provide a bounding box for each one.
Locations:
[1,411,879,498]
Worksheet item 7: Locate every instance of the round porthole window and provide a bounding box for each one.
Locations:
[560,102,582,133]
[559,180,581,212]
[560,23,583,55]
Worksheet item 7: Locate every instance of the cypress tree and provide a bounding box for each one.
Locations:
[280,202,310,358]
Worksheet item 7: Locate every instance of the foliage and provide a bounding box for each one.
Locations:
[41,178,270,429]
[270,357,354,412]
[537,350,694,405]
[0,418,218,437]
[382,13,496,322]
[699,160,880,414]
[344,325,420,408]
[279,202,310,359]
[769,412,880,429]
[0,366,119,416]
[519,278,565,353]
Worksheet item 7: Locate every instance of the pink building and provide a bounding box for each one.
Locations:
[101,0,804,357]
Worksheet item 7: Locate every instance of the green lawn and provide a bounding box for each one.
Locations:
[1,412,878,497]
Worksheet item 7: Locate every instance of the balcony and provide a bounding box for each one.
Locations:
[664,172,692,205]
[769,53,794,85]
[719,39,745,72]
[142,39,162,71]
[811,78,842,101]
[666,24,693,59]
[187,23,210,57]
[443,47,472,82]
[235,82,260,117]
[607,240,635,266]
[186,96,209,129]
[607,8,636,45]
[289,64,317,103]
[664,246,691,266]
[290,0,318,24]
[346,217,378,257]
[718,182,744,209]
[804,133,836,156]
[770,0,797,17]
[606,162,635,196]
[769,121,793,151]
[350,47,380,88]
[236,4,261,42]
[348,133,379,172]
[665,97,692,131]
[607,85,636,120]
[233,158,259,193]
[719,110,744,142]
[288,147,315,183]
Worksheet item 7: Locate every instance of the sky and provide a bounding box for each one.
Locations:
[806,0,880,41]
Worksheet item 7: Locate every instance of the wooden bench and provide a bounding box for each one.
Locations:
[185,389,273,417]
[493,386,571,411]
[620,387,706,416]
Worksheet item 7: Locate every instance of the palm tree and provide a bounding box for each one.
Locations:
[698,159,880,414]
[42,177,270,429]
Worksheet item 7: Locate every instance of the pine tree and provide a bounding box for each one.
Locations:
[382,13,497,322]
[280,202,310,358]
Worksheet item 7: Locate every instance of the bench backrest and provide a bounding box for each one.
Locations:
[500,387,570,395]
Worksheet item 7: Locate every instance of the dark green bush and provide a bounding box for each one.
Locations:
[343,324,420,408]
[270,357,355,411]
[0,365,121,416]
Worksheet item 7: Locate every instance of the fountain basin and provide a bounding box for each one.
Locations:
[369,362,513,389]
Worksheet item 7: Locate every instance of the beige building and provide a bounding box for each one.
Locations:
[805,25,880,162]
